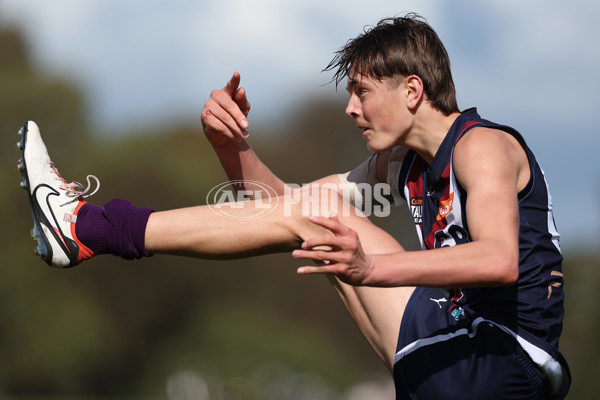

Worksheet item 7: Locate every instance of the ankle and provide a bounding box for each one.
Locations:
[75,199,155,260]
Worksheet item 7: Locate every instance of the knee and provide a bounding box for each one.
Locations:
[279,185,363,240]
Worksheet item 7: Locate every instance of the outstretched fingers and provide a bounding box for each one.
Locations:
[292,214,373,285]
[202,72,251,142]
[233,86,251,117]
[223,71,242,96]
[225,72,251,117]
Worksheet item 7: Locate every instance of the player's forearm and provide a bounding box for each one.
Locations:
[211,139,287,195]
[366,240,519,288]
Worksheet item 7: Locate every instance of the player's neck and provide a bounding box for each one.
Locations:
[405,108,460,164]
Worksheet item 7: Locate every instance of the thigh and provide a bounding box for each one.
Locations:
[329,208,415,371]
[281,187,415,371]
[329,279,414,371]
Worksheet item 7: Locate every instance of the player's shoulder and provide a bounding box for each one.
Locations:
[459,125,513,142]
[455,125,524,158]
[453,125,530,189]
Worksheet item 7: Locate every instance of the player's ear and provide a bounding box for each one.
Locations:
[405,75,424,110]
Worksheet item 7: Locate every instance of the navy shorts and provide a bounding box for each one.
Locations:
[393,287,549,400]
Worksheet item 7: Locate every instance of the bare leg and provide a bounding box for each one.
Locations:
[144,191,414,371]
[144,200,315,258]
[329,214,414,372]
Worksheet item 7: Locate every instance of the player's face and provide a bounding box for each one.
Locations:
[345,72,411,152]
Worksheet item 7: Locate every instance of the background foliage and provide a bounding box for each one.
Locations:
[0,26,597,399]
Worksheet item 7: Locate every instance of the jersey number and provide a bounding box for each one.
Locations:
[434,225,470,248]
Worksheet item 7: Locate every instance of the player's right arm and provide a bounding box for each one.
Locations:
[201,72,287,194]
[201,72,405,206]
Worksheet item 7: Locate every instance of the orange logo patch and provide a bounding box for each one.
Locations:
[436,192,454,221]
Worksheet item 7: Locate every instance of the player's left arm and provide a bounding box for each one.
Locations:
[294,127,530,287]
[442,127,529,285]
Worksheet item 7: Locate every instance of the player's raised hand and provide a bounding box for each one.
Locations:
[201,72,251,146]
[293,214,375,286]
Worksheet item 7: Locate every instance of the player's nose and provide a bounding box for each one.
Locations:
[345,95,360,119]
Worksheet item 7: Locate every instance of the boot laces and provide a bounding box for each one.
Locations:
[49,161,101,206]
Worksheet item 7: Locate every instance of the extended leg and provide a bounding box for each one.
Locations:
[19,120,412,370]
[144,190,414,370]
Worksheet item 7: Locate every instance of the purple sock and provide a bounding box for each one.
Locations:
[75,199,155,260]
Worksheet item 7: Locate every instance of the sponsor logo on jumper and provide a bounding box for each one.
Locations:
[436,192,454,221]
[410,197,423,224]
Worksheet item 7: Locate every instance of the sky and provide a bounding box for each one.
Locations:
[1,0,598,251]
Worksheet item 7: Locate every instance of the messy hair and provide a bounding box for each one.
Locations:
[324,13,459,115]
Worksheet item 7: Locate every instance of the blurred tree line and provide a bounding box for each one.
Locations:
[0,24,598,399]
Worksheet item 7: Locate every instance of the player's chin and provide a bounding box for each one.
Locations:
[365,140,388,153]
